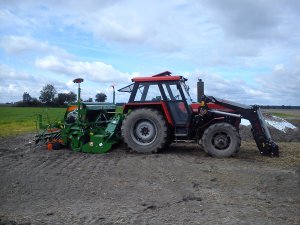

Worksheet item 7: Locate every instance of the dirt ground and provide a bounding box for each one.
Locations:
[0,128,299,225]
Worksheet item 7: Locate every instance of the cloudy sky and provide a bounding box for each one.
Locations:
[0,0,299,105]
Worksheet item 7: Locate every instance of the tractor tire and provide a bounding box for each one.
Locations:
[121,108,168,153]
[202,123,240,158]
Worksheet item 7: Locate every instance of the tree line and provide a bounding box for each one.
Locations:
[16,84,107,107]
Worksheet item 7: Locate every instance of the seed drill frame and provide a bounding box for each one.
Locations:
[35,78,123,153]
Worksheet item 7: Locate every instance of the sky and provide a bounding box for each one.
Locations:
[0,0,299,105]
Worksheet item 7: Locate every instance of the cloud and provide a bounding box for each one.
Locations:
[91,16,148,43]
[61,1,185,52]
[0,1,299,105]
[46,0,300,53]
[0,9,35,28]
[0,64,33,81]
[185,71,266,104]
[0,35,71,57]
[255,64,300,105]
[0,63,77,103]
[35,55,133,83]
[201,0,280,40]
[0,1,195,53]
[0,64,45,102]
[2,0,299,58]
[185,62,300,105]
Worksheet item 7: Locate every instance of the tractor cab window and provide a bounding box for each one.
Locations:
[134,83,162,102]
[162,82,190,125]
[162,83,182,101]
[181,82,193,105]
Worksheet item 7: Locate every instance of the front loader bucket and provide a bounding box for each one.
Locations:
[251,107,279,156]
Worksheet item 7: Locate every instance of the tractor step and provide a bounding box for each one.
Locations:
[175,127,189,137]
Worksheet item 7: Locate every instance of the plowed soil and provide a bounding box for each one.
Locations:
[0,131,299,225]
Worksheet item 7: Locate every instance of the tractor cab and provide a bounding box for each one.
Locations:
[119,71,193,128]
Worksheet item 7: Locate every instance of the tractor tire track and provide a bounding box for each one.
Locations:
[58,154,84,174]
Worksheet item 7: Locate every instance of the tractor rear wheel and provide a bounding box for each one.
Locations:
[121,108,168,153]
[202,123,240,158]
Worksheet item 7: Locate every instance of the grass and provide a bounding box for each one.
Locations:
[270,112,294,118]
[0,107,65,137]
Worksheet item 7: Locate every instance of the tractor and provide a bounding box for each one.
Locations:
[119,71,279,157]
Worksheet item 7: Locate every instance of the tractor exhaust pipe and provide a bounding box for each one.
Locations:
[197,79,204,102]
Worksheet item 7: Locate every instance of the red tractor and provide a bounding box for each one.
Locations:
[119,71,279,157]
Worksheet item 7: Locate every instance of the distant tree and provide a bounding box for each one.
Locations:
[23,92,32,102]
[18,92,42,106]
[67,91,77,103]
[39,84,57,104]
[30,98,41,106]
[54,91,77,106]
[95,92,107,102]
[84,98,93,102]
[55,93,69,106]
[16,96,41,107]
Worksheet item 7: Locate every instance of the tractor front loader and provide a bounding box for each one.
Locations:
[200,96,279,156]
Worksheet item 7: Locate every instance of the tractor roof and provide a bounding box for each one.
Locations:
[118,71,187,93]
[131,71,183,82]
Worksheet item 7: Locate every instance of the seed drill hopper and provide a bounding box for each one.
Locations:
[35,78,123,153]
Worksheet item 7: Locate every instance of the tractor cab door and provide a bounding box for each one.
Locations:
[161,82,191,126]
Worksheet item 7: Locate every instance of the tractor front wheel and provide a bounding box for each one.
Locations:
[202,123,240,158]
[121,108,168,153]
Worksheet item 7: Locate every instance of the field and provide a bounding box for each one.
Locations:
[0,107,65,137]
[263,109,300,121]
[0,108,299,225]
